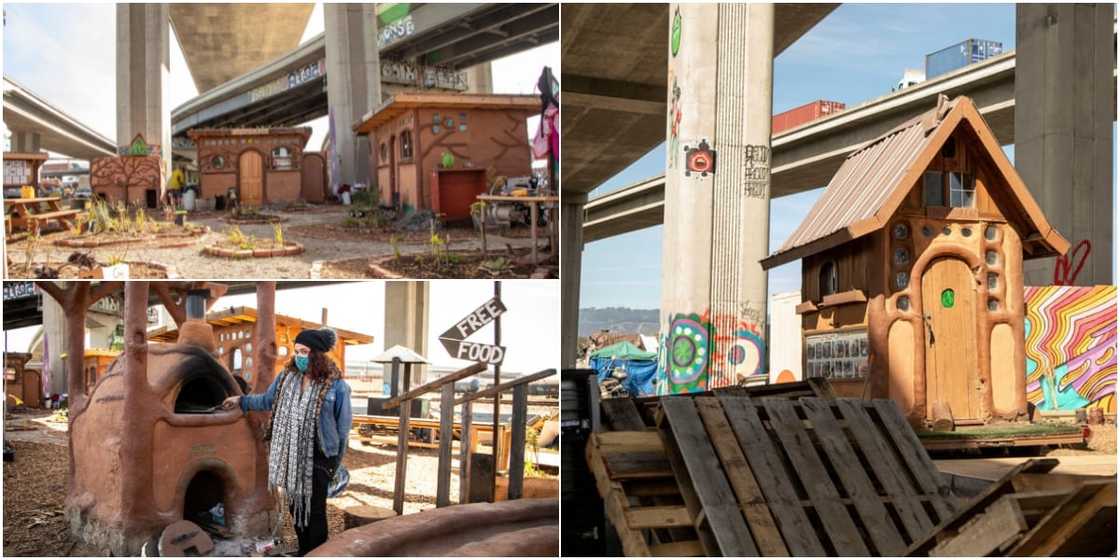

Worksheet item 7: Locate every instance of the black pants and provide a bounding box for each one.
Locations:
[290,444,336,556]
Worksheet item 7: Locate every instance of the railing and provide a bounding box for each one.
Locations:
[383,361,556,512]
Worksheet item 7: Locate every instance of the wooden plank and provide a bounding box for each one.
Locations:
[601,397,648,430]
[435,384,454,507]
[384,362,487,409]
[1009,481,1117,556]
[762,399,870,556]
[904,458,1060,555]
[718,395,827,556]
[868,399,956,519]
[625,479,683,497]
[649,540,704,556]
[930,495,1027,556]
[832,399,935,541]
[391,365,413,515]
[603,451,672,480]
[458,400,473,504]
[507,384,527,500]
[799,398,907,555]
[596,430,663,453]
[693,397,788,557]
[626,505,693,529]
[586,438,652,555]
[452,368,556,406]
[654,404,722,556]
[659,398,759,556]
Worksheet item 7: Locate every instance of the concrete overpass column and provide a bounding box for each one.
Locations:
[116,4,171,189]
[1016,4,1115,285]
[325,3,382,192]
[41,295,68,397]
[561,193,587,367]
[465,62,493,94]
[659,4,773,394]
[383,281,429,386]
[11,131,42,152]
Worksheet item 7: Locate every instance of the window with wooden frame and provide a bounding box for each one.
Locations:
[922,136,975,208]
[400,130,413,160]
[819,260,839,298]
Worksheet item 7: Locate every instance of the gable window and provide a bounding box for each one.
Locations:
[948,172,975,207]
[923,171,944,206]
[400,130,413,160]
[819,261,839,298]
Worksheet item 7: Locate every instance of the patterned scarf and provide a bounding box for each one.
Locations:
[264,363,338,527]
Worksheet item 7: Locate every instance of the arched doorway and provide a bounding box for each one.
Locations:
[301,153,326,203]
[239,151,264,206]
[921,257,980,421]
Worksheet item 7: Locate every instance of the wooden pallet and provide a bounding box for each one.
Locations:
[655,397,959,556]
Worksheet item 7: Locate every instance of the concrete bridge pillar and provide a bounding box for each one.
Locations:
[561,193,587,367]
[659,3,773,394]
[383,281,429,386]
[465,62,493,94]
[11,131,42,153]
[116,3,171,188]
[325,3,382,193]
[41,295,68,397]
[1015,4,1115,285]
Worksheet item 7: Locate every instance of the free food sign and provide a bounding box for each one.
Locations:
[439,297,507,365]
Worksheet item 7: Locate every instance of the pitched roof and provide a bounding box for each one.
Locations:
[761,96,1069,269]
[147,306,373,346]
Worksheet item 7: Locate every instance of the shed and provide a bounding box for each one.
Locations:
[188,128,312,207]
[762,95,1069,426]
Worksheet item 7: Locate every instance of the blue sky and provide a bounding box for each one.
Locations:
[579,3,1021,310]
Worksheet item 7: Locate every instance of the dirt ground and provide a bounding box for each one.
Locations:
[5,205,547,279]
[3,409,557,557]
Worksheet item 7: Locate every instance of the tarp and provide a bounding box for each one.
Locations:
[590,354,659,396]
[589,341,656,361]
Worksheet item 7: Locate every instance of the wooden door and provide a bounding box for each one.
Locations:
[239,151,264,205]
[921,257,981,420]
[301,154,326,202]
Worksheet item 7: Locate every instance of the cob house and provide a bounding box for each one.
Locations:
[761,95,1069,427]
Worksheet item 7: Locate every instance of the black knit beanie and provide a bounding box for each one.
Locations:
[294,328,337,353]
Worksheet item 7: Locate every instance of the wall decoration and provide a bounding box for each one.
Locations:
[1025,285,1116,412]
[657,307,768,395]
[683,139,715,177]
[667,75,682,169]
[805,330,869,380]
[664,314,710,394]
[743,144,770,198]
[670,7,682,57]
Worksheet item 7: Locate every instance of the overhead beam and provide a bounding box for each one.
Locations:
[561,74,666,115]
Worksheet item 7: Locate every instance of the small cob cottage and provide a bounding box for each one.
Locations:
[761,95,1069,426]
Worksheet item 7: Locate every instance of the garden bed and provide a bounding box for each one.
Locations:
[287,222,477,245]
[7,255,176,279]
[366,250,541,279]
[202,240,304,259]
[52,224,207,248]
[221,212,288,225]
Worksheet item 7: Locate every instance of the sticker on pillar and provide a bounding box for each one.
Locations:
[667,75,682,169]
[671,8,682,57]
[744,144,770,198]
[683,139,716,178]
[665,315,709,393]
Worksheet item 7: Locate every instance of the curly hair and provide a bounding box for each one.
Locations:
[288,350,337,383]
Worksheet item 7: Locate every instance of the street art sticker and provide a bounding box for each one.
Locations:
[683,139,716,177]
[667,75,682,170]
[1053,239,1091,286]
[1025,285,1116,412]
[743,144,770,198]
[670,8,682,57]
[658,307,768,395]
[665,314,709,393]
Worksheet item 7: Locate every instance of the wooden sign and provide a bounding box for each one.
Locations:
[439,297,507,365]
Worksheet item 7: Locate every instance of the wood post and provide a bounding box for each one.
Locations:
[436,383,454,507]
[507,383,528,500]
[254,282,277,392]
[459,399,473,504]
[392,359,410,515]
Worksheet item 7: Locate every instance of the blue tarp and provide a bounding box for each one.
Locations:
[590,356,659,396]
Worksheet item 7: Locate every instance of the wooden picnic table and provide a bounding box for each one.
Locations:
[4,197,80,235]
[476,194,559,265]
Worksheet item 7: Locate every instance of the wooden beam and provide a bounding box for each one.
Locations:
[458,400,473,504]
[436,383,455,507]
[383,362,487,410]
[506,384,528,500]
[453,368,556,406]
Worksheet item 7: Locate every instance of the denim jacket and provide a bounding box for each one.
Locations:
[240,371,353,460]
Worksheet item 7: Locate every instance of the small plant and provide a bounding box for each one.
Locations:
[70,213,87,236]
[389,235,402,263]
[134,208,148,234]
[226,225,255,249]
[429,232,447,267]
[23,231,42,273]
[478,256,513,277]
[273,223,284,246]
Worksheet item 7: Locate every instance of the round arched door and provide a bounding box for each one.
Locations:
[239,151,264,205]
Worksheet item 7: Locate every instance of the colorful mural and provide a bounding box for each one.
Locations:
[1025,285,1116,412]
[658,308,766,395]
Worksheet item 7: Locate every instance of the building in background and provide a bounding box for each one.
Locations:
[189,127,326,208]
[767,291,803,384]
[925,38,1003,80]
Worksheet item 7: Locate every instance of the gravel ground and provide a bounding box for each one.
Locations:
[5,206,544,279]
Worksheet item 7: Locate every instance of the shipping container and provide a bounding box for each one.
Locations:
[925,38,1003,80]
[772,99,846,134]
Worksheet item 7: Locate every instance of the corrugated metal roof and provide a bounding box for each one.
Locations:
[773,99,955,257]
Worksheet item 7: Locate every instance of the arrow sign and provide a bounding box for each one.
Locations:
[440,297,507,365]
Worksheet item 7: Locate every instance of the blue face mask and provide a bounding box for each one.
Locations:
[295,355,310,372]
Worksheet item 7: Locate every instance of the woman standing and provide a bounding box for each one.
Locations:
[222,327,352,556]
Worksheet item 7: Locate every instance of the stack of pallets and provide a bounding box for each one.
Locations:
[586,379,964,556]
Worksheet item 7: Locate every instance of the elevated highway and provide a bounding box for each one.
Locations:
[3,77,116,160]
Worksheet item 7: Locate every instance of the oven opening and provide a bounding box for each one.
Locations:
[175,375,229,414]
[184,470,227,533]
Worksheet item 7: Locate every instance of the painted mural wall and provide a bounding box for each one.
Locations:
[1025,285,1116,412]
[656,308,766,395]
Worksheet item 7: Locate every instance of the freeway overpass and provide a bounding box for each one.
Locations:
[581,50,1019,243]
[2,77,116,161]
[171,3,558,137]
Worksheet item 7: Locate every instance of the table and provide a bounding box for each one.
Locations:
[4,197,78,235]
[475,194,559,265]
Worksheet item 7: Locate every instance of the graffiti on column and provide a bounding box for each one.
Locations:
[667,75,682,170]
[1053,239,1091,286]
[1025,285,1116,412]
[743,144,770,198]
[658,306,767,395]
[670,7,682,57]
[683,139,716,177]
[378,14,416,48]
[662,312,711,394]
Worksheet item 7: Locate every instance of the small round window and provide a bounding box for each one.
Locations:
[941,289,956,308]
[892,223,909,240]
[211,155,225,169]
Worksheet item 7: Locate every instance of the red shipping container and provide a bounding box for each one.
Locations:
[772,99,845,134]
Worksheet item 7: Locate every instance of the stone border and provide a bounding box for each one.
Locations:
[201,241,304,259]
[221,214,289,225]
[53,227,208,248]
[366,254,405,279]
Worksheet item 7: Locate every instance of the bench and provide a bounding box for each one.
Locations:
[27,209,80,235]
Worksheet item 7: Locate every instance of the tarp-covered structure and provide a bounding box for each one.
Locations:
[589,341,658,396]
